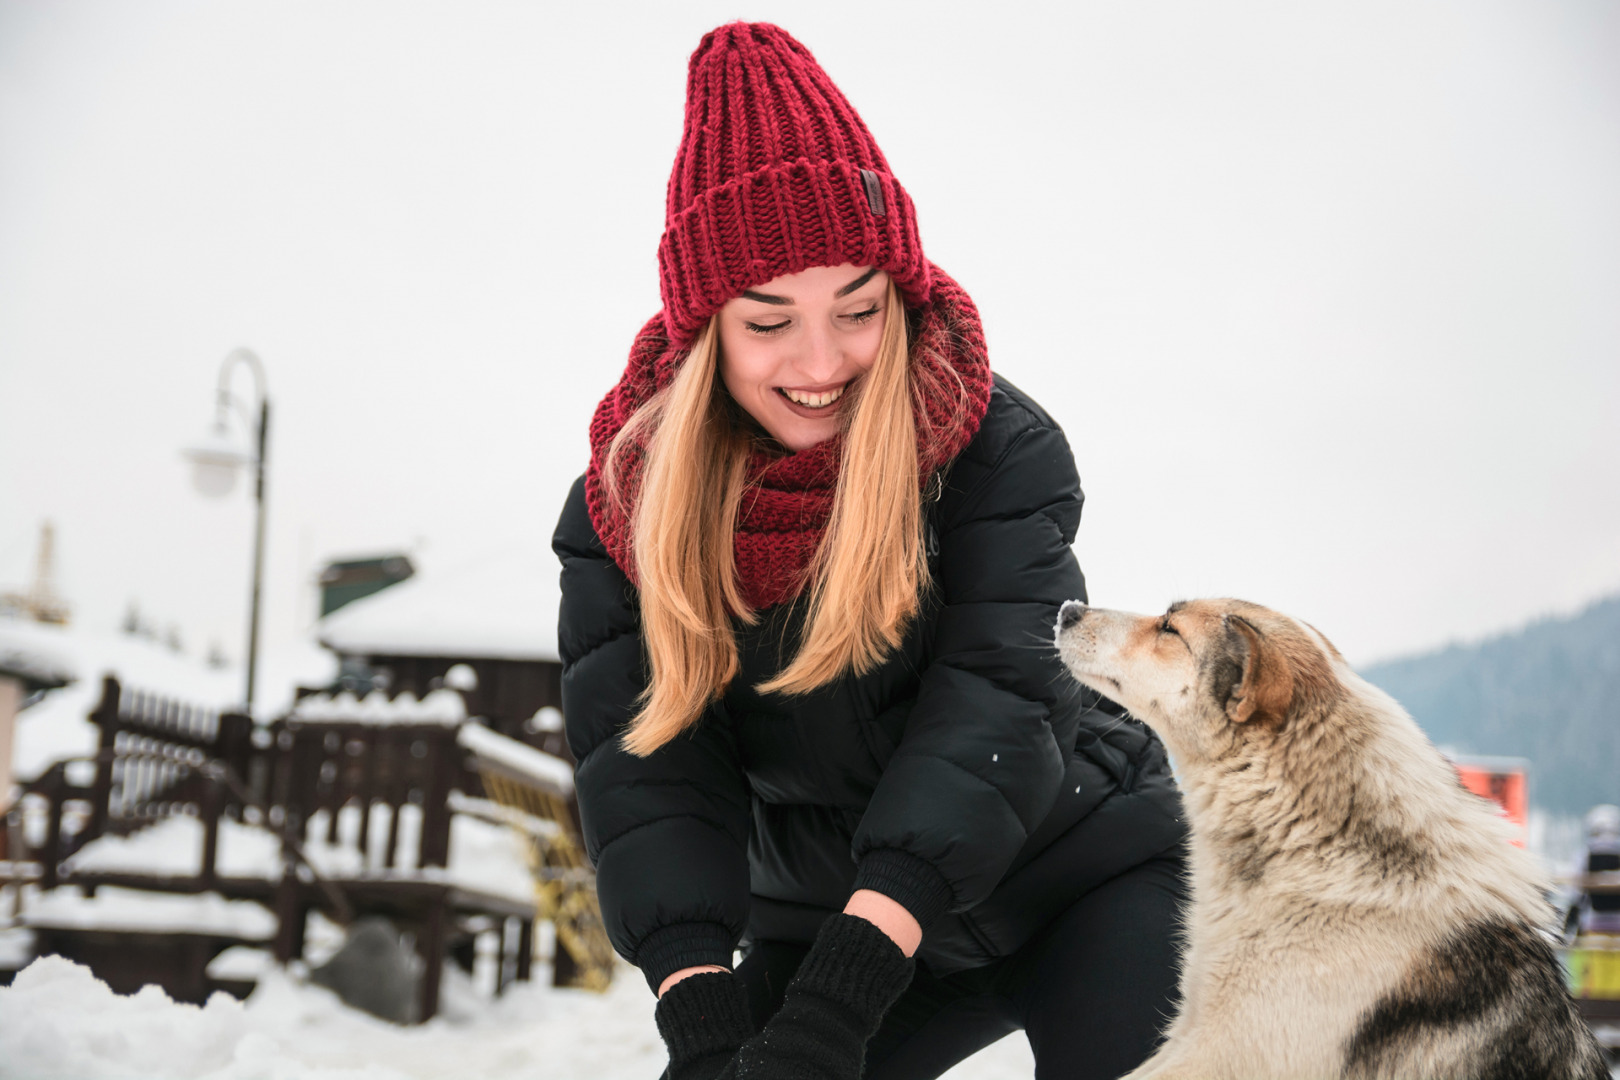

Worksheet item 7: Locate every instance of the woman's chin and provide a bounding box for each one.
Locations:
[768,417,839,453]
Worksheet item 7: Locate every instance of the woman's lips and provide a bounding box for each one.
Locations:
[775,382,847,418]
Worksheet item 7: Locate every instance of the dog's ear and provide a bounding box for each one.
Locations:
[1223,614,1294,724]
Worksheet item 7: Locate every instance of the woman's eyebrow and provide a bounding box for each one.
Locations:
[834,266,879,297]
[739,266,880,306]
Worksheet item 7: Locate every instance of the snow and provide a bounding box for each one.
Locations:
[6,615,337,782]
[205,945,275,984]
[63,816,283,880]
[21,887,277,939]
[457,722,573,796]
[58,803,535,905]
[290,689,466,724]
[0,925,35,968]
[317,549,560,663]
[0,955,1038,1080]
[0,621,76,690]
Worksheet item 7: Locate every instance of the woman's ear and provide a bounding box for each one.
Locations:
[1222,614,1294,724]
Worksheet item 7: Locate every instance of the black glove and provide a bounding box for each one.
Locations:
[655,913,916,1080]
[656,970,757,1080]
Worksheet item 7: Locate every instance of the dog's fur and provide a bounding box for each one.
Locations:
[1056,599,1606,1080]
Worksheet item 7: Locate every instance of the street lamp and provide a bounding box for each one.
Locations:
[181,348,270,714]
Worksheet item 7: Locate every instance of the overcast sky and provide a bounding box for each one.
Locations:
[2,0,1617,683]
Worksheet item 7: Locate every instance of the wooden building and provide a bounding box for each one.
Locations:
[313,550,565,757]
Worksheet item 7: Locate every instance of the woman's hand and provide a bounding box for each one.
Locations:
[843,889,922,957]
[659,964,730,998]
[656,914,915,1080]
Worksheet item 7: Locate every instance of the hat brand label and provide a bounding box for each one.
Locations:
[860,169,886,217]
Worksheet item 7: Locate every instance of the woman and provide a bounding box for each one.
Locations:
[553,22,1187,1080]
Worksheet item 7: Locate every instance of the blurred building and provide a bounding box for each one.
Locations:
[312,550,564,756]
[317,554,415,617]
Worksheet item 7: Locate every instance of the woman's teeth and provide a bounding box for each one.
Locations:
[781,385,844,408]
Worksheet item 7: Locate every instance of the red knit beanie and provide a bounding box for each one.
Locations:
[657,22,931,344]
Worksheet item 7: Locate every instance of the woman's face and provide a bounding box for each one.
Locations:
[716,263,889,453]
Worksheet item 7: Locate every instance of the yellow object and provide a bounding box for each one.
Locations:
[1568,936,1620,999]
[476,768,616,992]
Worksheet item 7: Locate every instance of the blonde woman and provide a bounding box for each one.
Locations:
[554,23,1187,1080]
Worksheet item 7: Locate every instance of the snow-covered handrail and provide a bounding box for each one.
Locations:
[456,722,573,798]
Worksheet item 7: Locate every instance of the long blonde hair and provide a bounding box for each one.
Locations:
[604,278,932,756]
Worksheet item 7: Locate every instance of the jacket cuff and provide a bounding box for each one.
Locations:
[852,848,954,929]
[636,922,737,993]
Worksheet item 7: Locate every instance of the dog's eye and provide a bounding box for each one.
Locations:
[1160,616,1179,636]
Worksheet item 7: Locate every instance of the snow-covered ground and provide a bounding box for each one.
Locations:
[0,954,1037,1080]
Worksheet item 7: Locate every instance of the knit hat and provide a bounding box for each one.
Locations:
[657,22,930,344]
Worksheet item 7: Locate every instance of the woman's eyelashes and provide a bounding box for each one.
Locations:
[741,304,882,336]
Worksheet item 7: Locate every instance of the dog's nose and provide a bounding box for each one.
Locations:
[1058,600,1087,630]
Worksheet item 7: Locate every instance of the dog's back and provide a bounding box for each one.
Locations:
[1345,916,1606,1079]
[1328,672,1606,1079]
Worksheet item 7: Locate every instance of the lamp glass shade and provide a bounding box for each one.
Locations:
[182,421,254,499]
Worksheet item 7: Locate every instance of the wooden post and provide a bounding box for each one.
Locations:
[215,712,253,815]
[198,767,222,889]
[418,732,452,869]
[418,896,447,1022]
[272,865,306,965]
[85,676,121,842]
[515,917,534,983]
[39,764,65,890]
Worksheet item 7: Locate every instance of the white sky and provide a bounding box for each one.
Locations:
[1,0,1616,680]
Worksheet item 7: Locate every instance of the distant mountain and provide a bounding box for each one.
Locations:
[1359,595,1620,815]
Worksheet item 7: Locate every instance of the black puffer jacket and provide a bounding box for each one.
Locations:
[554,376,1185,992]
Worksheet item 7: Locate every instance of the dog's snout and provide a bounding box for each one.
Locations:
[1058,600,1087,631]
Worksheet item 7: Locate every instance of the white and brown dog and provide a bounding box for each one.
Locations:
[1055,598,1605,1080]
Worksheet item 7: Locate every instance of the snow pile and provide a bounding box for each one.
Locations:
[0,955,1035,1080]
[290,689,466,724]
[317,549,560,663]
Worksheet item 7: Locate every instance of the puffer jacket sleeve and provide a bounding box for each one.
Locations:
[553,475,753,992]
[850,394,1090,925]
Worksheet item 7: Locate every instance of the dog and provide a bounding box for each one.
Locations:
[1055,598,1606,1080]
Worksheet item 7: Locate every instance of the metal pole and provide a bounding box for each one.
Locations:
[245,397,269,714]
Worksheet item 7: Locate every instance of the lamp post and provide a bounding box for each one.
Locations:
[182,348,270,714]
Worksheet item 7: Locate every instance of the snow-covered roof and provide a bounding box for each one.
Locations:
[0,620,77,691]
[289,689,466,724]
[317,548,560,663]
[6,616,337,782]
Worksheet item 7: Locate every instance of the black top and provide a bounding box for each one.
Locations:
[554,376,1186,991]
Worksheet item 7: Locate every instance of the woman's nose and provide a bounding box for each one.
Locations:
[796,327,842,382]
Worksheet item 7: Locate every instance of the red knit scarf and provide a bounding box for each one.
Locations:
[584,265,993,611]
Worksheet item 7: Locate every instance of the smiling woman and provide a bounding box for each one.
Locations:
[553,21,1189,1080]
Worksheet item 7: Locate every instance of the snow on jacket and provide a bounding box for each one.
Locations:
[553,376,1187,991]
